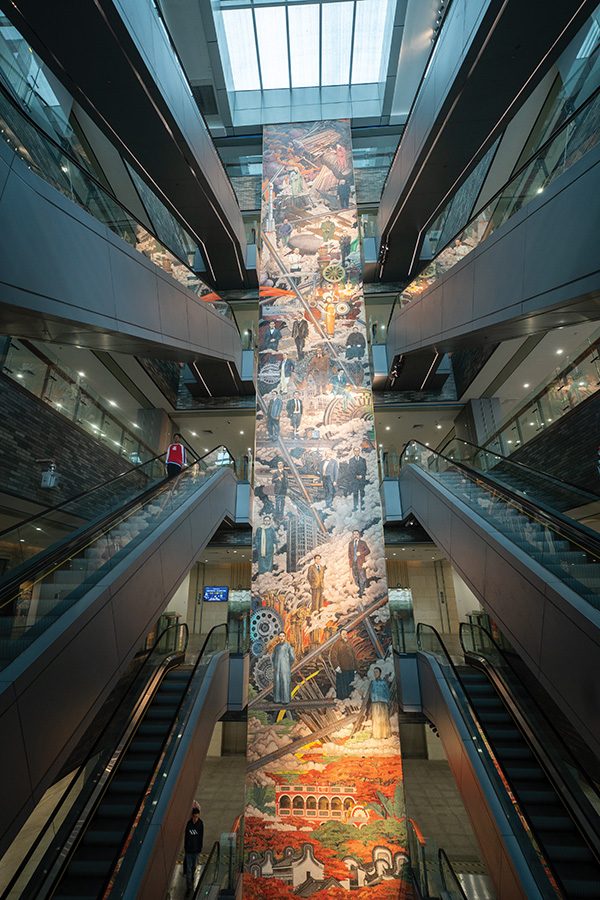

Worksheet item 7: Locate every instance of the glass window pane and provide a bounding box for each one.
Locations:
[351,0,390,84]
[222,9,261,91]
[288,5,320,88]
[321,2,353,86]
[255,6,290,90]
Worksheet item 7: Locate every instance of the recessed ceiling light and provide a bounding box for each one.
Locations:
[78,371,85,377]
[131,423,139,429]
[190,431,197,437]
[529,422,535,426]
[35,527,42,532]
[507,440,513,444]
[578,382,585,387]
[425,442,430,446]
[240,430,244,435]
[108,400,118,407]
[16,373,23,379]
[204,448,209,452]
[536,186,544,194]
[436,423,442,429]
[523,383,530,388]
[556,349,564,355]
[385,426,390,431]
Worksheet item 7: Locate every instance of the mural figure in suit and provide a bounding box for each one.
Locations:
[348,528,370,597]
[266,392,283,439]
[255,515,277,573]
[286,391,303,437]
[263,321,282,351]
[272,631,295,704]
[306,554,326,611]
[292,318,309,360]
[272,461,288,520]
[330,628,357,700]
[321,449,339,508]
[348,447,367,511]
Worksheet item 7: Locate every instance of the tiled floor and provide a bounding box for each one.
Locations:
[403,758,489,872]
[167,755,247,899]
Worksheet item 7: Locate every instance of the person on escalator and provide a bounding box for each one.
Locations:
[183,806,204,895]
[166,433,187,478]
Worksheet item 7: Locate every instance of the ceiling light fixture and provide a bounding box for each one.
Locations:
[436,423,442,429]
[556,349,564,355]
[523,383,530,388]
[78,371,85,378]
[190,431,197,437]
[385,426,391,431]
[108,400,118,407]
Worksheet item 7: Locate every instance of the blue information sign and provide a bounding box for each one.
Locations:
[203,585,229,603]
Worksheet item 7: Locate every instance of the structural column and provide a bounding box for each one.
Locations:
[245,120,408,897]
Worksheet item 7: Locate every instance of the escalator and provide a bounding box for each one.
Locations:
[401,438,600,606]
[0,444,235,670]
[399,438,600,755]
[2,622,229,900]
[417,622,600,898]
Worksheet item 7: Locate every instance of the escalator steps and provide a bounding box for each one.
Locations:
[54,665,190,898]
[460,667,600,895]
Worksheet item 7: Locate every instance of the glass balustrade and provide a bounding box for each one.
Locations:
[2,338,156,465]
[391,88,600,314]
[0,86,234,321]
[481,332,600,457]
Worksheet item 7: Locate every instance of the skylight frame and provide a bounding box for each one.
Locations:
[216,0,396,94]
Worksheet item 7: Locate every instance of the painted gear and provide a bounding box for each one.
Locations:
[254,654,274,690]
[251,607,283,643]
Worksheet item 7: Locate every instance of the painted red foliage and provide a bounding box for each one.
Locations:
[295,755,403,803]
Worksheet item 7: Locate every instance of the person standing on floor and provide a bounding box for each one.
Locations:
[166,433,187,478]
[266,391,283,440]
[183,806,204,895]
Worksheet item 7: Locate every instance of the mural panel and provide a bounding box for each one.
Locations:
[245,120,410,899]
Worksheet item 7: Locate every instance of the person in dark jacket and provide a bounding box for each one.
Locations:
[272,460,288,520]
[183,807,204,894]
[286,391,303,437]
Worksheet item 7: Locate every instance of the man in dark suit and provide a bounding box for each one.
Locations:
[321,449,339,508]
[348,447,367,511]
[266,391,283,439]
[263,321,282,351]
[348,529,370,597]
[292,318,309,360]
[286,391,303,437]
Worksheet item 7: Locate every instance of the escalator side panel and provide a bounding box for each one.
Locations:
[0,468,236,858]
[122,651,230,900]
[402,463,600,760]
[417,654,543,900]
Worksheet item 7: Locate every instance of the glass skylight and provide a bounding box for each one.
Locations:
[218,0,395,92]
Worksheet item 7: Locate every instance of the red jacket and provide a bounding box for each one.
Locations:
[166,442,186,466]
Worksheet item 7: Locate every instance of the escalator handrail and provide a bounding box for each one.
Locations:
[460,621,600,858]
[437,436,600,503]
[0,620,189,900]
[401,439,600,562]
[0,451,167,540]
[192,840,221,899]
[415,622,558,898]
[0,444,236,604]
[438,848,468,899]
[106,623,230,896]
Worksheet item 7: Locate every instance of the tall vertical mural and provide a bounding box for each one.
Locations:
[245,121,410,899]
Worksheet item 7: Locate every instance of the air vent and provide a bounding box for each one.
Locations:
[191,83,218,117]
